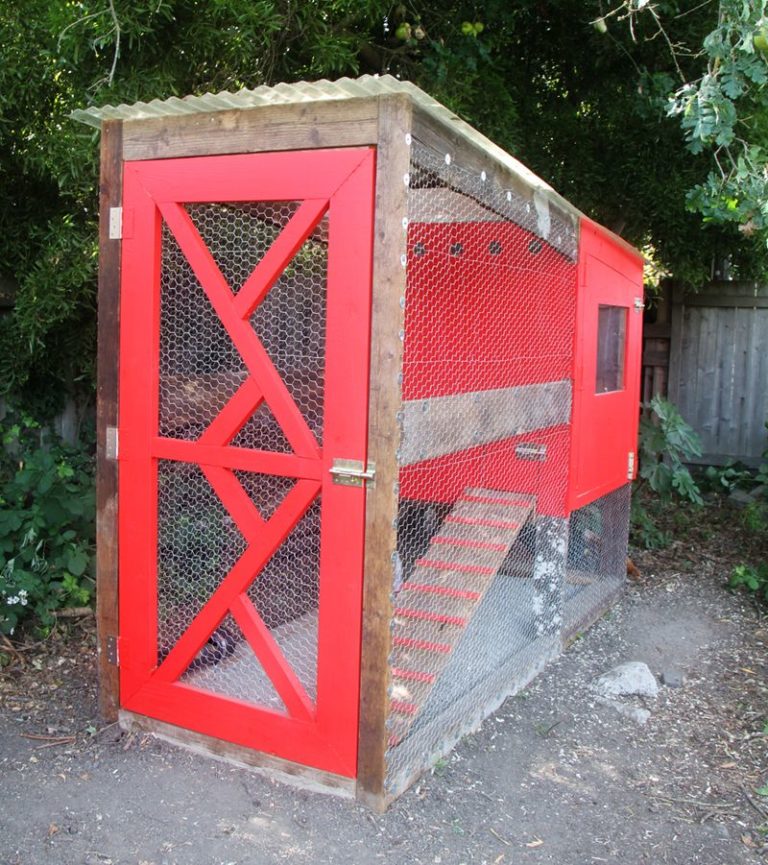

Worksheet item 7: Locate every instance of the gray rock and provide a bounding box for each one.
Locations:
[592,662,659,699]
[660,668,685,688]
[728,488,755,509]
[595,696,651,725]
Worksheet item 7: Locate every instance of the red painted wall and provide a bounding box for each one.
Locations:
[401,219,577,516]
[567,219,644,511]
[403,220,577,400]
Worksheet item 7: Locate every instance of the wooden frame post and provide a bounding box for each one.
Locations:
[356,94,413,810]
[96,119,123,721]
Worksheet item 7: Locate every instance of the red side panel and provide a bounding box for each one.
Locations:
[568,219,644,511]
[403,221,576,398]
[401,219,578,516]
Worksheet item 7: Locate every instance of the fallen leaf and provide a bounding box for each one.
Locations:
[47,823,59,837]
[526,838,544,848]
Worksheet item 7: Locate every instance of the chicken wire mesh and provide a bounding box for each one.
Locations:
[156,201,327,710]
[563,483,632,641]
[384,139,602,795]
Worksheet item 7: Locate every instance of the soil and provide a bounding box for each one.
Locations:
[1,497,767,865]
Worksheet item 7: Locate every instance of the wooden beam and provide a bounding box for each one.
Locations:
[122,98,380,161]
[399,381,571,466]
[120,711,356,797]
[96,120,123,722]
[356,94,412,811]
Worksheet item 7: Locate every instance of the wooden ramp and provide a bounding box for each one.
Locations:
[388,488,535,745]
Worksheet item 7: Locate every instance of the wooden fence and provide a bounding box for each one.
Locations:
[667,282,768,467]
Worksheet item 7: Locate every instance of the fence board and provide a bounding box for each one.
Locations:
[669,283,768,466]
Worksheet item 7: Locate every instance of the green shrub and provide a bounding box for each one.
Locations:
[728,563,768,604]
[0,410,95,635]
[631,396,703,548]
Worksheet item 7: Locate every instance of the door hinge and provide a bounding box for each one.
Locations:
[105,425,119,460]
[627,450,636,479]
[105,635,119,666]
[330,458,376,488]
[633,297,645,313]
[109,207,122,240]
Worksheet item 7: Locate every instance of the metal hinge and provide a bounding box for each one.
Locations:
[105,635,119,666]
[330,458,376,488]
[109,207,122,240]
[106,426,119,460]
[627,450,636,479]
[634,297,645,313]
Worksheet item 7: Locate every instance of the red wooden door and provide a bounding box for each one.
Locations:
[569,220,644,511]
[117,149,375,776]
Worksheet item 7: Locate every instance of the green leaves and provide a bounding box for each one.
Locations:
[0,408,95,635]
[632,396,703,548]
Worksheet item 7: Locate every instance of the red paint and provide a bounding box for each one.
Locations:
[391,668,437,684]
[392,636,452,654]
[400,426,572,517]
[394,609,468,627]
[433,536,507,552]
[414,558,495,575]
[118,148,376,777]
[390,700,418,715]
[445,515,520,531]
[567,219,644,511]
[460,494,530,507]
[405,584,482,601]
[403,220,578,399]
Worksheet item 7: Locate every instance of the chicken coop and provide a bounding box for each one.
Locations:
[76,76,644,808]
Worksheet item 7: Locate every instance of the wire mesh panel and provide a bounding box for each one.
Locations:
[385,139,582,796]
[563,483,632,640]
[155,201,328,710]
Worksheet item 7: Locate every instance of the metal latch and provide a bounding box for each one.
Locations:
[330,459,376,488]
[105,635,119,665]
[515,442,547,462]
[633,297,645,313]
[627,450,636,479]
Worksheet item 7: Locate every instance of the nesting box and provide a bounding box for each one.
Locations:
[77,76,643,808]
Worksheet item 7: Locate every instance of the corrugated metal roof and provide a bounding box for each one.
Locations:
[70,75,645,261]
[70,74,553,198]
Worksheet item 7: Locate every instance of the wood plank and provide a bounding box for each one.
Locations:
[399,382,571,465]
[123,98,380,161]
[96,120,123,722]
[386,490,534,745]
[666,292,684,407]
[119,710,356,797]
[356,94,413,810]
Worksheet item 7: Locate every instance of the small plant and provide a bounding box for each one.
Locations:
[631,396,703,548]
[728,563,768,604]
[0,409,95,636]
[637,396,703,504]
[700,461,754,493]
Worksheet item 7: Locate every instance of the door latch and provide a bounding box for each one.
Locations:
[330,459,376,488]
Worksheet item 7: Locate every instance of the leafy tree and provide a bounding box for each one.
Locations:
[0,0,766,411]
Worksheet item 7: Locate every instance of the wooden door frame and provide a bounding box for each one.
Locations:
[96,94,413,803]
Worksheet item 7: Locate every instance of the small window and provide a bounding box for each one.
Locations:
[596,305,626,393]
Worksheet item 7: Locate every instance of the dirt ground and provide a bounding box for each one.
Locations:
[1,498,767,865]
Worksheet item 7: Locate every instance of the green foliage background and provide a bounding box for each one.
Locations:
[1,1,767,412]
